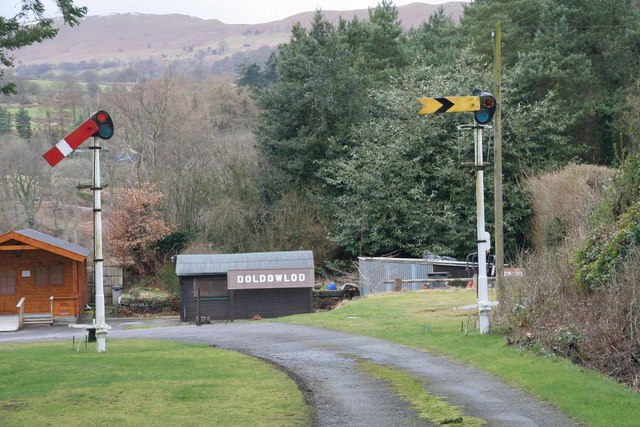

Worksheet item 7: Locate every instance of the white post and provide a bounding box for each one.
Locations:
[474,126,491,334]
[92,137,108,352]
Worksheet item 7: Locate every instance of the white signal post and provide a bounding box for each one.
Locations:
[473,125,491,334]
[91,137,109,352]
[418,94,498,334]
[459,124,498,334]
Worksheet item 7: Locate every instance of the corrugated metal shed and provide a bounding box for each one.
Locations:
[359,257,433,295]
[176,250,314,276]
[358,256,471,295]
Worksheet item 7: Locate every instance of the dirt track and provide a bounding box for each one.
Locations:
[1,321,579,426]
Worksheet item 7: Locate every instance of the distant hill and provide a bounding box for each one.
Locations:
[11,2,465,79]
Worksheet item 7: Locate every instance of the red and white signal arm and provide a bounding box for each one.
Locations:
[43,110,114,167]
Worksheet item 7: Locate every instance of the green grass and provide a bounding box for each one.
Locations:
[2,290,637,426]
[277,289,640,427]
[357,358,485,426]
[0,340,310,427]
[5,106,49,120]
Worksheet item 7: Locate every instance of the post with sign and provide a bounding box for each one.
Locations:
[43,110,114,352]
[417,93,497,334]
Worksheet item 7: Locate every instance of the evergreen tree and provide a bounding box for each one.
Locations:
[461,0,640,164]
[357,1,407,82]
[323,52,572,258]
[254,4,411,197]
[255,12,367,193]
[15,107,32,139]
[236,62,264,89]
[0,108,12,134]
[254,0,625,258]
[236,54,278,89]
[406,7,466,69]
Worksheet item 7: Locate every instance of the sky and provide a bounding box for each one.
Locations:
[1,0,463,24]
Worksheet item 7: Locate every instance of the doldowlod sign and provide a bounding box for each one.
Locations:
[228,268,314,290]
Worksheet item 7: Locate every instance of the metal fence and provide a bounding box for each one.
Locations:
[88,265,123,305]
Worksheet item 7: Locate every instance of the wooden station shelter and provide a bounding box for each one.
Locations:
[0,229,91,324]
[176,250,315,322]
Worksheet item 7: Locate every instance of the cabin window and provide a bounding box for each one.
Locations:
[34,266,48,286]
[0,268,16,295]
[34,264,64,286]
[50,264,64,286]
[193,277,228,298]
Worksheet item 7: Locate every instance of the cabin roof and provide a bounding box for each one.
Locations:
[176,250,314,276]
[0,229,91,261]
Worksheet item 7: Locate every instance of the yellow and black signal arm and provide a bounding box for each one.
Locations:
[417,96,484,115]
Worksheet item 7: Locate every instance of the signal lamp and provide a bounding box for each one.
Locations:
[473,92,497,125]
[91,110,114,140]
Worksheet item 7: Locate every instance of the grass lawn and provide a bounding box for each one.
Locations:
[2,289,637,426]
[277,289,640,427]
[0,340,310,427]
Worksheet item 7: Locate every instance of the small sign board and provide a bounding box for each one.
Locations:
[227,268,314,290]
[503,268,524,277]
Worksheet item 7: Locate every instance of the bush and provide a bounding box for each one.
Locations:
[575,201,640,291]
[496,163,640,390]
[525,163,614,251]
[574,154,640,291]
[157,262,180,295]
[496,247,640,390]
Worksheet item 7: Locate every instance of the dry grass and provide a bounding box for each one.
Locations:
[497,164,640,390]
[526,163,614,251]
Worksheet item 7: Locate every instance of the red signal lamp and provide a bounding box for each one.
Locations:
[474,92,497,125]
[91,110,114,140]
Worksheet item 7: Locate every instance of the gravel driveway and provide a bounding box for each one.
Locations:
[1,321,579,427]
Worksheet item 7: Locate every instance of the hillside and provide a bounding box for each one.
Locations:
[12,2,465,78]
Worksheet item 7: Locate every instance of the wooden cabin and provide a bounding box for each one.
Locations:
[0,229,91,323]
[176,250,315,322]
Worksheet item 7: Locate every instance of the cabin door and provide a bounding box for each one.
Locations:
[0,266,18,313]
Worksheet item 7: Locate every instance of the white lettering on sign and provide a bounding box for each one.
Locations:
[228,268,313,290]
[237,273,306,284]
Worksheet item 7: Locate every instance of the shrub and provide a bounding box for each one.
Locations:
[157,262,180,295]
[496,247,640,389]
[106,185,175,280]
[496,162,640,390]
[575,201,640,291]
[525,164,614,252]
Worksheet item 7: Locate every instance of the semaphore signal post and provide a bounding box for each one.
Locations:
[418,92,498,334]
[43,111,114,352]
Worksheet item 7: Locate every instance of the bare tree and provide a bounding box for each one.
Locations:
[106,185,174,280]
[105,70,191,186]
[0,137,49,229]
[103,73,261,241]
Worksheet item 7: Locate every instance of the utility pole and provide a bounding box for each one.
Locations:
[493,22,504,297]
